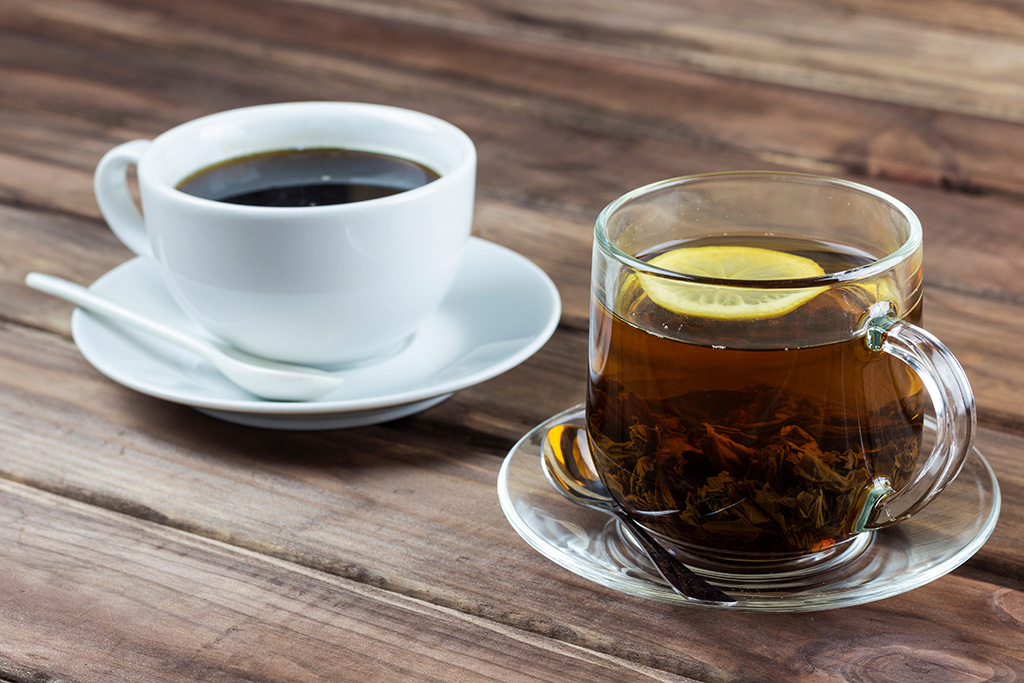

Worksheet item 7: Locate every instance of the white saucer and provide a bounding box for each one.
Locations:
[71,238,561,430]
[498,405,1001,612]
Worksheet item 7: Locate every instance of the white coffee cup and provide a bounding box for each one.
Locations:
[94,102,476,366]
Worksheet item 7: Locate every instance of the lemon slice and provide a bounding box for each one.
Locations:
[637,246,828,319]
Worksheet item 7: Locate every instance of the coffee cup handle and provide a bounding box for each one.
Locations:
[855,302,976,531]
[94,140,153,258]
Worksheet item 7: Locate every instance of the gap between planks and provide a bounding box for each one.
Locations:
[0,476,697,683]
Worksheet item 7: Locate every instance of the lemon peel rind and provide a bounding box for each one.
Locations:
[637,246,829,320]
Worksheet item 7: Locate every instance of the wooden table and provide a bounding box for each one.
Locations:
[3,1,1023,680]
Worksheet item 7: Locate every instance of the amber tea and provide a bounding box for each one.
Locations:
[586,236,924,564]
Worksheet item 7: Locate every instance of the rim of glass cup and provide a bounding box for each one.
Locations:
[594,171,922,289]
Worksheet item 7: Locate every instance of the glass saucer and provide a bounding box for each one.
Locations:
[497,404,1000,612]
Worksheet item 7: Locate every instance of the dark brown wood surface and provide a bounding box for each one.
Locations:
[2,1,1023,680]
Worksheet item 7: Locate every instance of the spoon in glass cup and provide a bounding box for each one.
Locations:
[26,272,346,402]
[542,422,737,605]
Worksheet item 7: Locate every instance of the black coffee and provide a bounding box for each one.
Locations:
[176,148,440,207]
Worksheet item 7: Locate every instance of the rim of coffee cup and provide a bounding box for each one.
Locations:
[594,171,923,289]
[136,101,476,214]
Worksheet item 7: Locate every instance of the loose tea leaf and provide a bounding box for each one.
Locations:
[588,385,921,557]
[587,243,924,560]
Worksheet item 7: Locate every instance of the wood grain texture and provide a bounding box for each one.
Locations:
[1,0,1023,680]
[1,321,1023,682]
[6,187,1024,435]
[3,0,1024,204]
[0,478,703,683]
[281,0,1024,119]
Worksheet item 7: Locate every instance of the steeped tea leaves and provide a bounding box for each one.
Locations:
[588,236,923,561]
[638,246,827,319]
[588,385,919,556]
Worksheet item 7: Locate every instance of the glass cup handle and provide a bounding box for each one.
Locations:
[93,139,153,258]
[856,302,977,531]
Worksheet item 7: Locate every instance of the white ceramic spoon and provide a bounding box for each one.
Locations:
[26,272,346,402]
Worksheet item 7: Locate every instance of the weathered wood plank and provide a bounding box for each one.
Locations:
[1,105,1023,320]
[1,0,1022,679]
[0,478,699,683]
[0,320,1022,682]
[10,246,1019,579]
[3,0,1024,202]
[4,171,1024,432]
[278,0,1024,122]
[1,1,1023,315]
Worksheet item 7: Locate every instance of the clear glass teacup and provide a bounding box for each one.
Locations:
[587,172,974,578]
